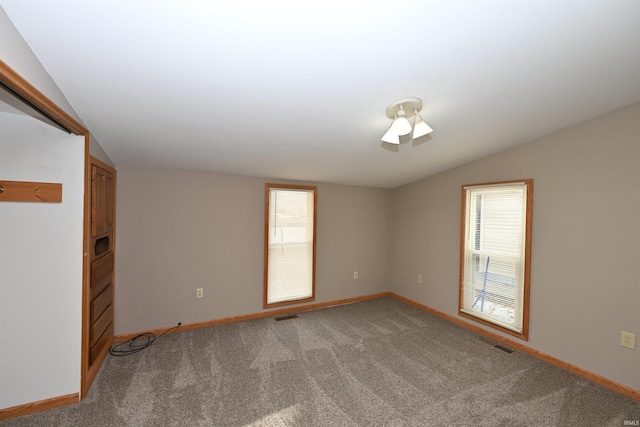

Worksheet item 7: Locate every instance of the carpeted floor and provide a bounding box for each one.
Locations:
[2,297,639,426]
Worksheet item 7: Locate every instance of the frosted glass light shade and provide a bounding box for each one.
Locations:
[381,98,433,143]
[413,114,433,138]
[381,127,400,144]
[390,115,412,136]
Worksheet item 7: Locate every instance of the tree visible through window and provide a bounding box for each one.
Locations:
[264,184,317,308]
[459,180,533,340]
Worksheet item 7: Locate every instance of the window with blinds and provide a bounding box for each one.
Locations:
[459,180,533,340]
[264,184,317,308]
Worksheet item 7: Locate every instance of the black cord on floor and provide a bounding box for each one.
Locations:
[109,322,181,356]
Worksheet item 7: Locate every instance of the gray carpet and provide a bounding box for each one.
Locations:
[2,297,639,426]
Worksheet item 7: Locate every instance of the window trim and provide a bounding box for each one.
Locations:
[263,183,317,309]
[458,179,533,340]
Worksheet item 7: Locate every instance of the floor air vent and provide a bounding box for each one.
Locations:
[475,336,513,354]
[494,344,513,354]
[274,314,298,321]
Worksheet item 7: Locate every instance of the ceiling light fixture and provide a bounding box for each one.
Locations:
[381,97,433,144]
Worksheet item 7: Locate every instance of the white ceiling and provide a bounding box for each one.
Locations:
[1,0,639,188]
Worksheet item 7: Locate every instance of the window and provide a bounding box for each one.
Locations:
[459,180,533,340]
[264,184,317,308]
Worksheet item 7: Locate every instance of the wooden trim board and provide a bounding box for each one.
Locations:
[114,292,392,342]
[0,60,87,135]
[0,180,62,203]
[391,293,640,402]
[115,291,639,402]
[0,393,78,421]
[4,292,636,421]
[116,292,640,402]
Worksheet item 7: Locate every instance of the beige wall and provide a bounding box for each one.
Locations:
[115,168,392,334]
[116,103,639,392]
[391,102,640,391]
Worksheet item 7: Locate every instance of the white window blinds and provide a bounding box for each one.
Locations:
[265,186,316,306]
[460,181,531,335]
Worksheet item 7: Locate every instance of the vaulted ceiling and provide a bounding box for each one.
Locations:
[2,1,639,188]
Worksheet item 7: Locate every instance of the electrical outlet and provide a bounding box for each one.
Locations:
[196,288,203,299]
[353,271,358,279]
[620,331,636,350]
[417,274,423,284]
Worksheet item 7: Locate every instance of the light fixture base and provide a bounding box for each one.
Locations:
[385,97,422,119]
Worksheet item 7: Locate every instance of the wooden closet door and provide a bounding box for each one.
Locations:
[91,165,114,236]
[86,158,116,384]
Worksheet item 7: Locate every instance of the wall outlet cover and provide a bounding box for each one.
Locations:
[620,331,636,350]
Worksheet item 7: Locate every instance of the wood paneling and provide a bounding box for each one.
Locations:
[85,158,116,390]
[90,284,112,324]
[91,165,114,237]
[90,304,113,347]
[90,252,113,291]
[89,322,113,366]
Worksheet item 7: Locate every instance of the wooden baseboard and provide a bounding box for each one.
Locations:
[5,292,635,422]
[114,292,392,342]
[390,293,640,402]
[0,393,78,421]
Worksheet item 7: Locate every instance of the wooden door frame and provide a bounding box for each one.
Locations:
[0,61,98,399]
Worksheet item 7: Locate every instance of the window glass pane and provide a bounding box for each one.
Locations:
[265,185,316,306]
[460,181,532,339]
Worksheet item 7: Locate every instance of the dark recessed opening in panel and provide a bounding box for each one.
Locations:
[94,236,109,256]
